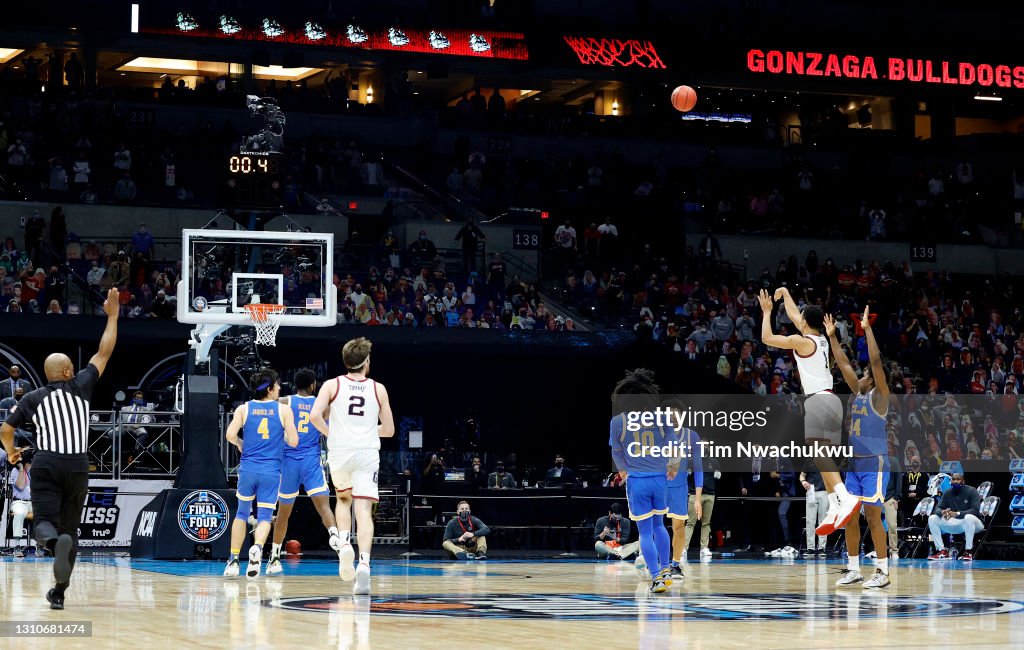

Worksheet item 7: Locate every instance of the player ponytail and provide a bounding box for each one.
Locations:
[252,369,279,400]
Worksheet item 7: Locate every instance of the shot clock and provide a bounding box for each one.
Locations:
[224,152,283,207]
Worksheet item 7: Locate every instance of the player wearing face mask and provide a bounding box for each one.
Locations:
[442,501,490,560]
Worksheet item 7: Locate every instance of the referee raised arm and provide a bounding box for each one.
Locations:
[1,288,120,610]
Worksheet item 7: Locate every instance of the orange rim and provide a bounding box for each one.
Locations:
[243,303,287,323]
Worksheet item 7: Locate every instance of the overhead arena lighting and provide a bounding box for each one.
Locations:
[973,94,1003,102]
[0,48,25,64]
[253,65,323,81]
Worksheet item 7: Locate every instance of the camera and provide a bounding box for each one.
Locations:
[18,448,34,464]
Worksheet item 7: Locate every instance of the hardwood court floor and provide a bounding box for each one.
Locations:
[1,554,1023,649]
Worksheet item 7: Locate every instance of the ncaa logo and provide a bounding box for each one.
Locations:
[192,296,208,312]
[178,490,229,543]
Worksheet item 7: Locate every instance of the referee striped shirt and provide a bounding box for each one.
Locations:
[4,364,98,456]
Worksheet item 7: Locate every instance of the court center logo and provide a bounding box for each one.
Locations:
[270,593,1024,621]
[178,490,229,542]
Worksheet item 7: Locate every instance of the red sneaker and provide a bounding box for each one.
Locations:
[928,549,950,561]
[960,551,973,562]
[833,497,862,531]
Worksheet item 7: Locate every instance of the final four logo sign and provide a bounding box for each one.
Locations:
[178,491,229,543]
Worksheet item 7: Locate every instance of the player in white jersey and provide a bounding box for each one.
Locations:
[759,288,858,536]
[310,337,394,596]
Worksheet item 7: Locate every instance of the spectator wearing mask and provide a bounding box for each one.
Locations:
[132,224,154,258]
[927,473,983,561]
[800,470,829,557]
[442,501,489,560]
[710,310,735,341]
[1,365,31,400]
[595,503,639,559]
[487,460,515,489]
[468,456,488,490]
[409,230,438,270]
[544,454,576,486]
[114,172,137,202]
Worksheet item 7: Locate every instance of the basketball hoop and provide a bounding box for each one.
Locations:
[243,304,287,346]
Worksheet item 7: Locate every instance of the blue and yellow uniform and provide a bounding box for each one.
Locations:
[237,400,285,520]
[845,390,889,506]
[279,395,328,503]
[609,415,672,521]
[667,428,704,520]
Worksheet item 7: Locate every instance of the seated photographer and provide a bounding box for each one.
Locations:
[119,391,155,464]
[8,448,35,557]
[927,472,983,561]
[594,503,639,560]
[487,460,515,489]
[442,500,490,560]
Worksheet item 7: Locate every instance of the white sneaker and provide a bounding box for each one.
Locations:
[699,548,713,560]
[266,557,283,575]
[634,555,648,575]
[865,551,877,559]
[339,543,355,581]
[832,496,861,531]
[246,545,262,578]
[863,569,890,589]
[353,562,371,596]
[223,559,240,577]
[836,570,864,587]
[329,533,342,553]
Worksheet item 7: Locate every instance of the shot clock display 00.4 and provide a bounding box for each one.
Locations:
[227,154,280,175]
[224,153,283,207]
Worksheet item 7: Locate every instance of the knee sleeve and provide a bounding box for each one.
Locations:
[257,505,274,523]
[236,498,253,521]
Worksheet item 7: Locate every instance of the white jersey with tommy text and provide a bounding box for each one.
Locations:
[794,334,833,395]
[327,376,381,453]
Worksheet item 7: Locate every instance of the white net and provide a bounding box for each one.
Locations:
[243,304,287,346]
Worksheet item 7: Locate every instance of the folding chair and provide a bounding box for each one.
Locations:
[974,496,1000,559]
[977,481,993,500]
[905,496,936,558]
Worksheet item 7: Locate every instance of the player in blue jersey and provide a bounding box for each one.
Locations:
[666,419,703,579]
[609,369,679,594]
[266,369,342,575]
[223,369,298,578]
[826,308,891,589]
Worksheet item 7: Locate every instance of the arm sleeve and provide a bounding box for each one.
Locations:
[442,520,458,542]
[609,416,627,472]
[690,431,704,488]
[74,363,100,401]
[472,518,491,538]
[4,400,27,429]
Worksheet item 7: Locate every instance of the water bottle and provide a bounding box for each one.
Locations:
[949,547,958,561]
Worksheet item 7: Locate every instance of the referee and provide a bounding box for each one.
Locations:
[1,288,119,610]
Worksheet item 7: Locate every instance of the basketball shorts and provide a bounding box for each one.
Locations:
[845,456,889,507]
[625,474,668,521]
[328,448,380,501]
[279,454,328,503]
[804,391,844,445]
[237,470,282,511]
[666,486,689,520]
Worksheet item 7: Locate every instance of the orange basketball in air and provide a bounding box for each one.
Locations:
[671,85,698,112]
[285,539,302,555]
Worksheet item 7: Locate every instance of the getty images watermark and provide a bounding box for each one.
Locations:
[621,403,852,462]
[614,393,1024,472]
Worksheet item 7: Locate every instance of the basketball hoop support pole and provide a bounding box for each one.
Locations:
[189,324,232,365]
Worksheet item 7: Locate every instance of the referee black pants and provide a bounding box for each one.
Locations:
[30,452,89,584]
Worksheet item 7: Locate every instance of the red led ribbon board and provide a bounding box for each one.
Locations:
[564,36,666,69]
[747,49,1024,89]
[143,26,528,61]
